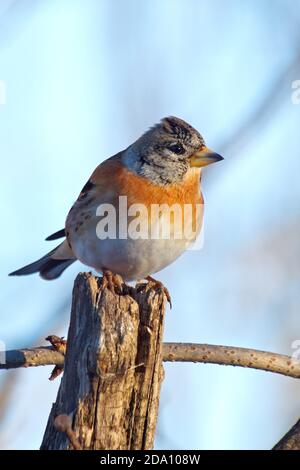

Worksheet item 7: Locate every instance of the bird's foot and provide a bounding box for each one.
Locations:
[45,335,67,381]
[137,275,172,308]
[101,270,124,294]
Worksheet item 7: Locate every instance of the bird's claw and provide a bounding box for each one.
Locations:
[101,270,124,294]
[137,275,172,308]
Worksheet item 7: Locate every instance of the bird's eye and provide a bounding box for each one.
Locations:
[168,143,185,155]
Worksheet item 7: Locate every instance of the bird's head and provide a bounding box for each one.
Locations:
[123,116,223,185]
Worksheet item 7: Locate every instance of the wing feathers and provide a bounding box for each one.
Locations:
[45,229,66,241]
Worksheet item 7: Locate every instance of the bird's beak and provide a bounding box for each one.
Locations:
[189,146,224,168]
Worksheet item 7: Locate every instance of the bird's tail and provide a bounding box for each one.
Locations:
[9,240,76,280]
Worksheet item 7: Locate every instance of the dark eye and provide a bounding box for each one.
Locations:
[168,143,185,155]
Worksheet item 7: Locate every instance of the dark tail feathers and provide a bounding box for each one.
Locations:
[9,246,75,280]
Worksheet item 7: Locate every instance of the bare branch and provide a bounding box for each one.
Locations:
[2,342,300,379]
[0,347,64,370]
[54,415,82,450]
[273,419,300,450]
[163,343,300,379]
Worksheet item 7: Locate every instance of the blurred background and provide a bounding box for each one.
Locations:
[1,0,300,450]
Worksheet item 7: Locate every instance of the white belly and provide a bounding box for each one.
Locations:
[70,203,203,281]
[75,237,194,280]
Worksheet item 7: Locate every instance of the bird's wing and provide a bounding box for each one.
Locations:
[68,151,203,216]
[45,228,66,241]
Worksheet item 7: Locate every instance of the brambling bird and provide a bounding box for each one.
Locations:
[10,117,223,297]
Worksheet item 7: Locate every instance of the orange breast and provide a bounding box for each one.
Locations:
[89,156,203,237]
[91,155,203,208]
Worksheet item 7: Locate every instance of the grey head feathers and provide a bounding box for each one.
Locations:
[123,116,205,185]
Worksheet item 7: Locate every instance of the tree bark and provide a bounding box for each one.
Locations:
[40,273,166,450]
[273,419,300,450]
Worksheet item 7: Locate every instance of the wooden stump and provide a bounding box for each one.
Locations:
[41,273,166,450]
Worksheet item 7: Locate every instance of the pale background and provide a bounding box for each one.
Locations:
[0,0,300,449]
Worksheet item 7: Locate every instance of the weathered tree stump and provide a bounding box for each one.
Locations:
[41,272,166,450]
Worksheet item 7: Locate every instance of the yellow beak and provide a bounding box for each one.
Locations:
[189,146,224,168]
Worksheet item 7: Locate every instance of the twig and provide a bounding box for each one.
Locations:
[273,418,300,450]
[45,335,67,355]
[45,335,67,381]
[1,342,300,379]
[54,415,82,450]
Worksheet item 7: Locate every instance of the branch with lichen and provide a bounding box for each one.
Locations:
[1,341,300,379]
